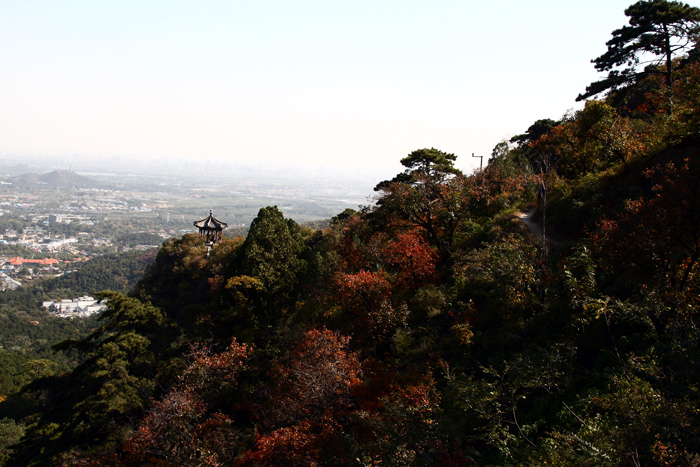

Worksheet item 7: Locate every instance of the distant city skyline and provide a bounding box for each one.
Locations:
[2,0,693,174]
[0,152,389,183]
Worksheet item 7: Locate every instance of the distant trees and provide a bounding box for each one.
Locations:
[578,0,700,101]
[42,249,158,297]
[113,232,164,248]
[0,303,94,399]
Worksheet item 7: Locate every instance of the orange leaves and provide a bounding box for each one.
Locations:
[334,226,438,289]
[335,270,392,310]
[383,229,439,289]
[180,338,250,392]
[241,421,325,467]
[474,165,534,215]
[329,229,439,344]
[208,274,225,292]
[240,329,361,466]
[590,218,619,251]
[332,214,372,271]
[334,270,409,337]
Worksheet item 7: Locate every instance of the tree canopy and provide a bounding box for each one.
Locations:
[374,147,461,191]
[577,0,700,101]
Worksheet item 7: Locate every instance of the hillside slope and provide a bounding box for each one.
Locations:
[8,170,98,189]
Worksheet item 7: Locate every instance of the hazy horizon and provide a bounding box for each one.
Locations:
[0,151,399,184]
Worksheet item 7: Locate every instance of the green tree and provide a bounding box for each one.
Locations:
[372,148,466,263]
[507,119,560,174]
[577,0,700,101]
[0,418,24,466]
[135,233,209,325]
[509,119,559,148]
[231,206,307,327]
[398,147,461,179]
[374,148,461,191]
[6,293,177,466]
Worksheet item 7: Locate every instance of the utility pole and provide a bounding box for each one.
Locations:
[472,153,483,170]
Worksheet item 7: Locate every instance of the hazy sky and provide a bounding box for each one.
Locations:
[2,0,694,174]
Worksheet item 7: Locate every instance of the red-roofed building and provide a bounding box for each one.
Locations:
[8,257,59,266]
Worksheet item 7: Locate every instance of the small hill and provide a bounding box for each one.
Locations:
[9,170,99,188]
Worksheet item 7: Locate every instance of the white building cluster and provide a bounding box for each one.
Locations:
[0,272,21,290]
[42,296,108,318]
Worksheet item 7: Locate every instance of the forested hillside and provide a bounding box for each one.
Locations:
[2,1,700,465]
[0,249,160,464]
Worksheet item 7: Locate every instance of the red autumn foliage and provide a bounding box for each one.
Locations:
[119,338,249,466]
[239,329,360,466]
[382,229,439,289]
[334,270,409,336]
[333,215,371,272]
[239,418,344,467]
[267,328,361,426]
[351,373,444,464]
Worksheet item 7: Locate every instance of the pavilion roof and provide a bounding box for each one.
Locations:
[194,210,228,230]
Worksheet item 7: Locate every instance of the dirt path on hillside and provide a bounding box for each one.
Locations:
[515,210,543,237]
